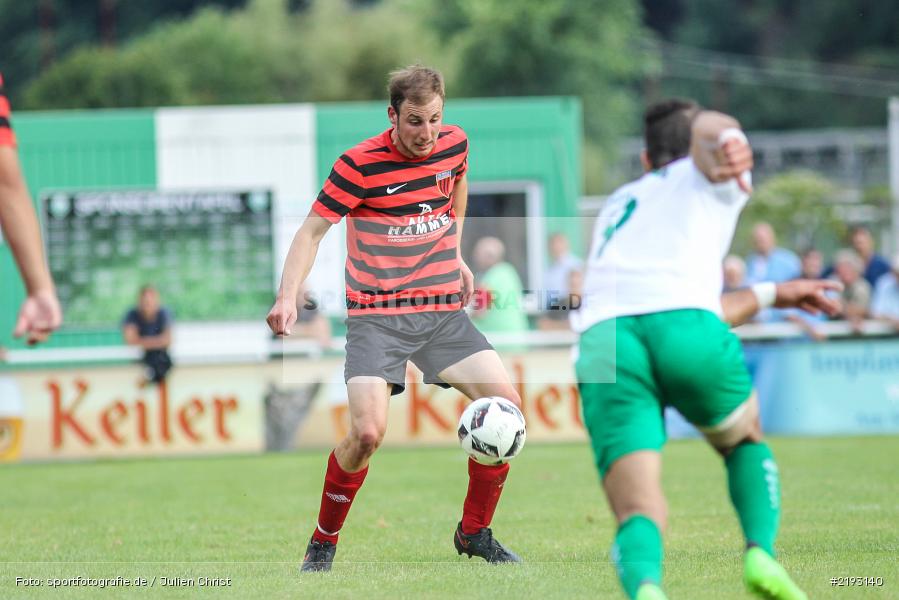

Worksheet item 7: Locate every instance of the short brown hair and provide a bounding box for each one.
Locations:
[387,65,445,116]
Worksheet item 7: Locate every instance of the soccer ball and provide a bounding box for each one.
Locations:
[457,397,526,465]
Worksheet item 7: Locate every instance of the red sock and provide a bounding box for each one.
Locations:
[311,451,368,544]
[461,458,510,535]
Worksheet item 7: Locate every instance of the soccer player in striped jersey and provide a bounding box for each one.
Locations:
[0,74,62,345]
[572,100,813,600]
[267,65,522,571]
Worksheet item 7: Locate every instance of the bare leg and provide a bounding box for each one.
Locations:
[602,451,666,598]
[437,349,521,407]
[306,376,392,553]
[333,376,392,471]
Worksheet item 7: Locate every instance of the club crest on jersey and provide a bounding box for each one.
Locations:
[436,170,453,199]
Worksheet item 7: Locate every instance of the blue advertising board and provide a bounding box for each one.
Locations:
[667,339,899,438]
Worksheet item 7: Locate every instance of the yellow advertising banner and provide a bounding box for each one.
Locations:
[2,349,585,462]
[291,353,585,449]
[3,365,267,461]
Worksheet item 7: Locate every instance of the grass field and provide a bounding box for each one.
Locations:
[1,436,897,599]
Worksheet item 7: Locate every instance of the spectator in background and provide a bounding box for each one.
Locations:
[849,225,890,288]
[471,236,528,333]
[780,248,829,340]
[830,250,871,331]
[871,254,899,331]
[0,73,62,345]
[722,254,746,293]
[293,287,332,349]
[122,285,173,386]
[537,268,583,331]
[799,248,825,279]
[745,222,800,284]
[568,268,583,307]
[543,232,583,308]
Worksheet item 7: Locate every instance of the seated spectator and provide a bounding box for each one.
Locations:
[471,236,528,334]
[849,225,890,288]
[568,268,583,308]
[537,268,583,331]
[830,250,871,332]
[871,254,899,331]
[780,248,829,341]
[722,254,746,293]
[799,248,824,279]
[122,285,173,386]
[542,232,583,309]
[745,222,800,284]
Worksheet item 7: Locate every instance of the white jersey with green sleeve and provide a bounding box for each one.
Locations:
[570,156,750,333]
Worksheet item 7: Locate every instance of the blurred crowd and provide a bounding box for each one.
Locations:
[472,223,899,341]
[723,222,899,340]
[280,224,899,348]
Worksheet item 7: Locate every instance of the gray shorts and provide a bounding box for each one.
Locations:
[344,310,494,396]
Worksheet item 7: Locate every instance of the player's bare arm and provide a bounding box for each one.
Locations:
[267,211,332,336]
[721,279,844,328]
[0,146,63,344]
[123,323,171,351]
[0,148,52,295]
[690,111,753,193]
[453,173,475,305]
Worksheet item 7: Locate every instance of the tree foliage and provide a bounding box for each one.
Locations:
[646,0,899,129]
[24,8,267,108]
[427,0,654,188]
[15,0,898,193]
[732,170,843,256]
[20,0,653,191]
[0,0,248,103]
[22,0,453,109]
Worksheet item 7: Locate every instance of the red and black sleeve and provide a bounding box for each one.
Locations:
[0,74,16,147]
[312,153,366,223]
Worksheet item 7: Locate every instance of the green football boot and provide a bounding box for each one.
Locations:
[634,582,668,600]
[744,546,808,600]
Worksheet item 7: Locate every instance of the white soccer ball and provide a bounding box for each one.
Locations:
[457,397,526,465]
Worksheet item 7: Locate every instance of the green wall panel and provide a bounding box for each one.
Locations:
[0,109,157,349]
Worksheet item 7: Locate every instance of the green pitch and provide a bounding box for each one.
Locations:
[1,437,897,599]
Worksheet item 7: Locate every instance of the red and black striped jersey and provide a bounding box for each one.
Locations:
[0,74,15,147]
[312,125,469,316]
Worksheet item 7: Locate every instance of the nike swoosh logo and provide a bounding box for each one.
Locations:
[386,183,408,194]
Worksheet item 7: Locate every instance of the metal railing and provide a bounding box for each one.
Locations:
[4,319,896,369]
[612,128,889,190]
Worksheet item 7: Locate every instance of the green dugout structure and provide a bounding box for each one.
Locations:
[0,97,582,355]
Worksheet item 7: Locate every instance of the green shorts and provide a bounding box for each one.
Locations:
[576,309,752,478]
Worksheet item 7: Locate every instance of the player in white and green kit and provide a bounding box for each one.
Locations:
[572,100,808,600]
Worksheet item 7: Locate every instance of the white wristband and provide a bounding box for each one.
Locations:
[718,127,748,147]
[751,282,777,309]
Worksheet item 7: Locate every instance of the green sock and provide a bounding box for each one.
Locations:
[612,514,663,599]
[725,441,780,556]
